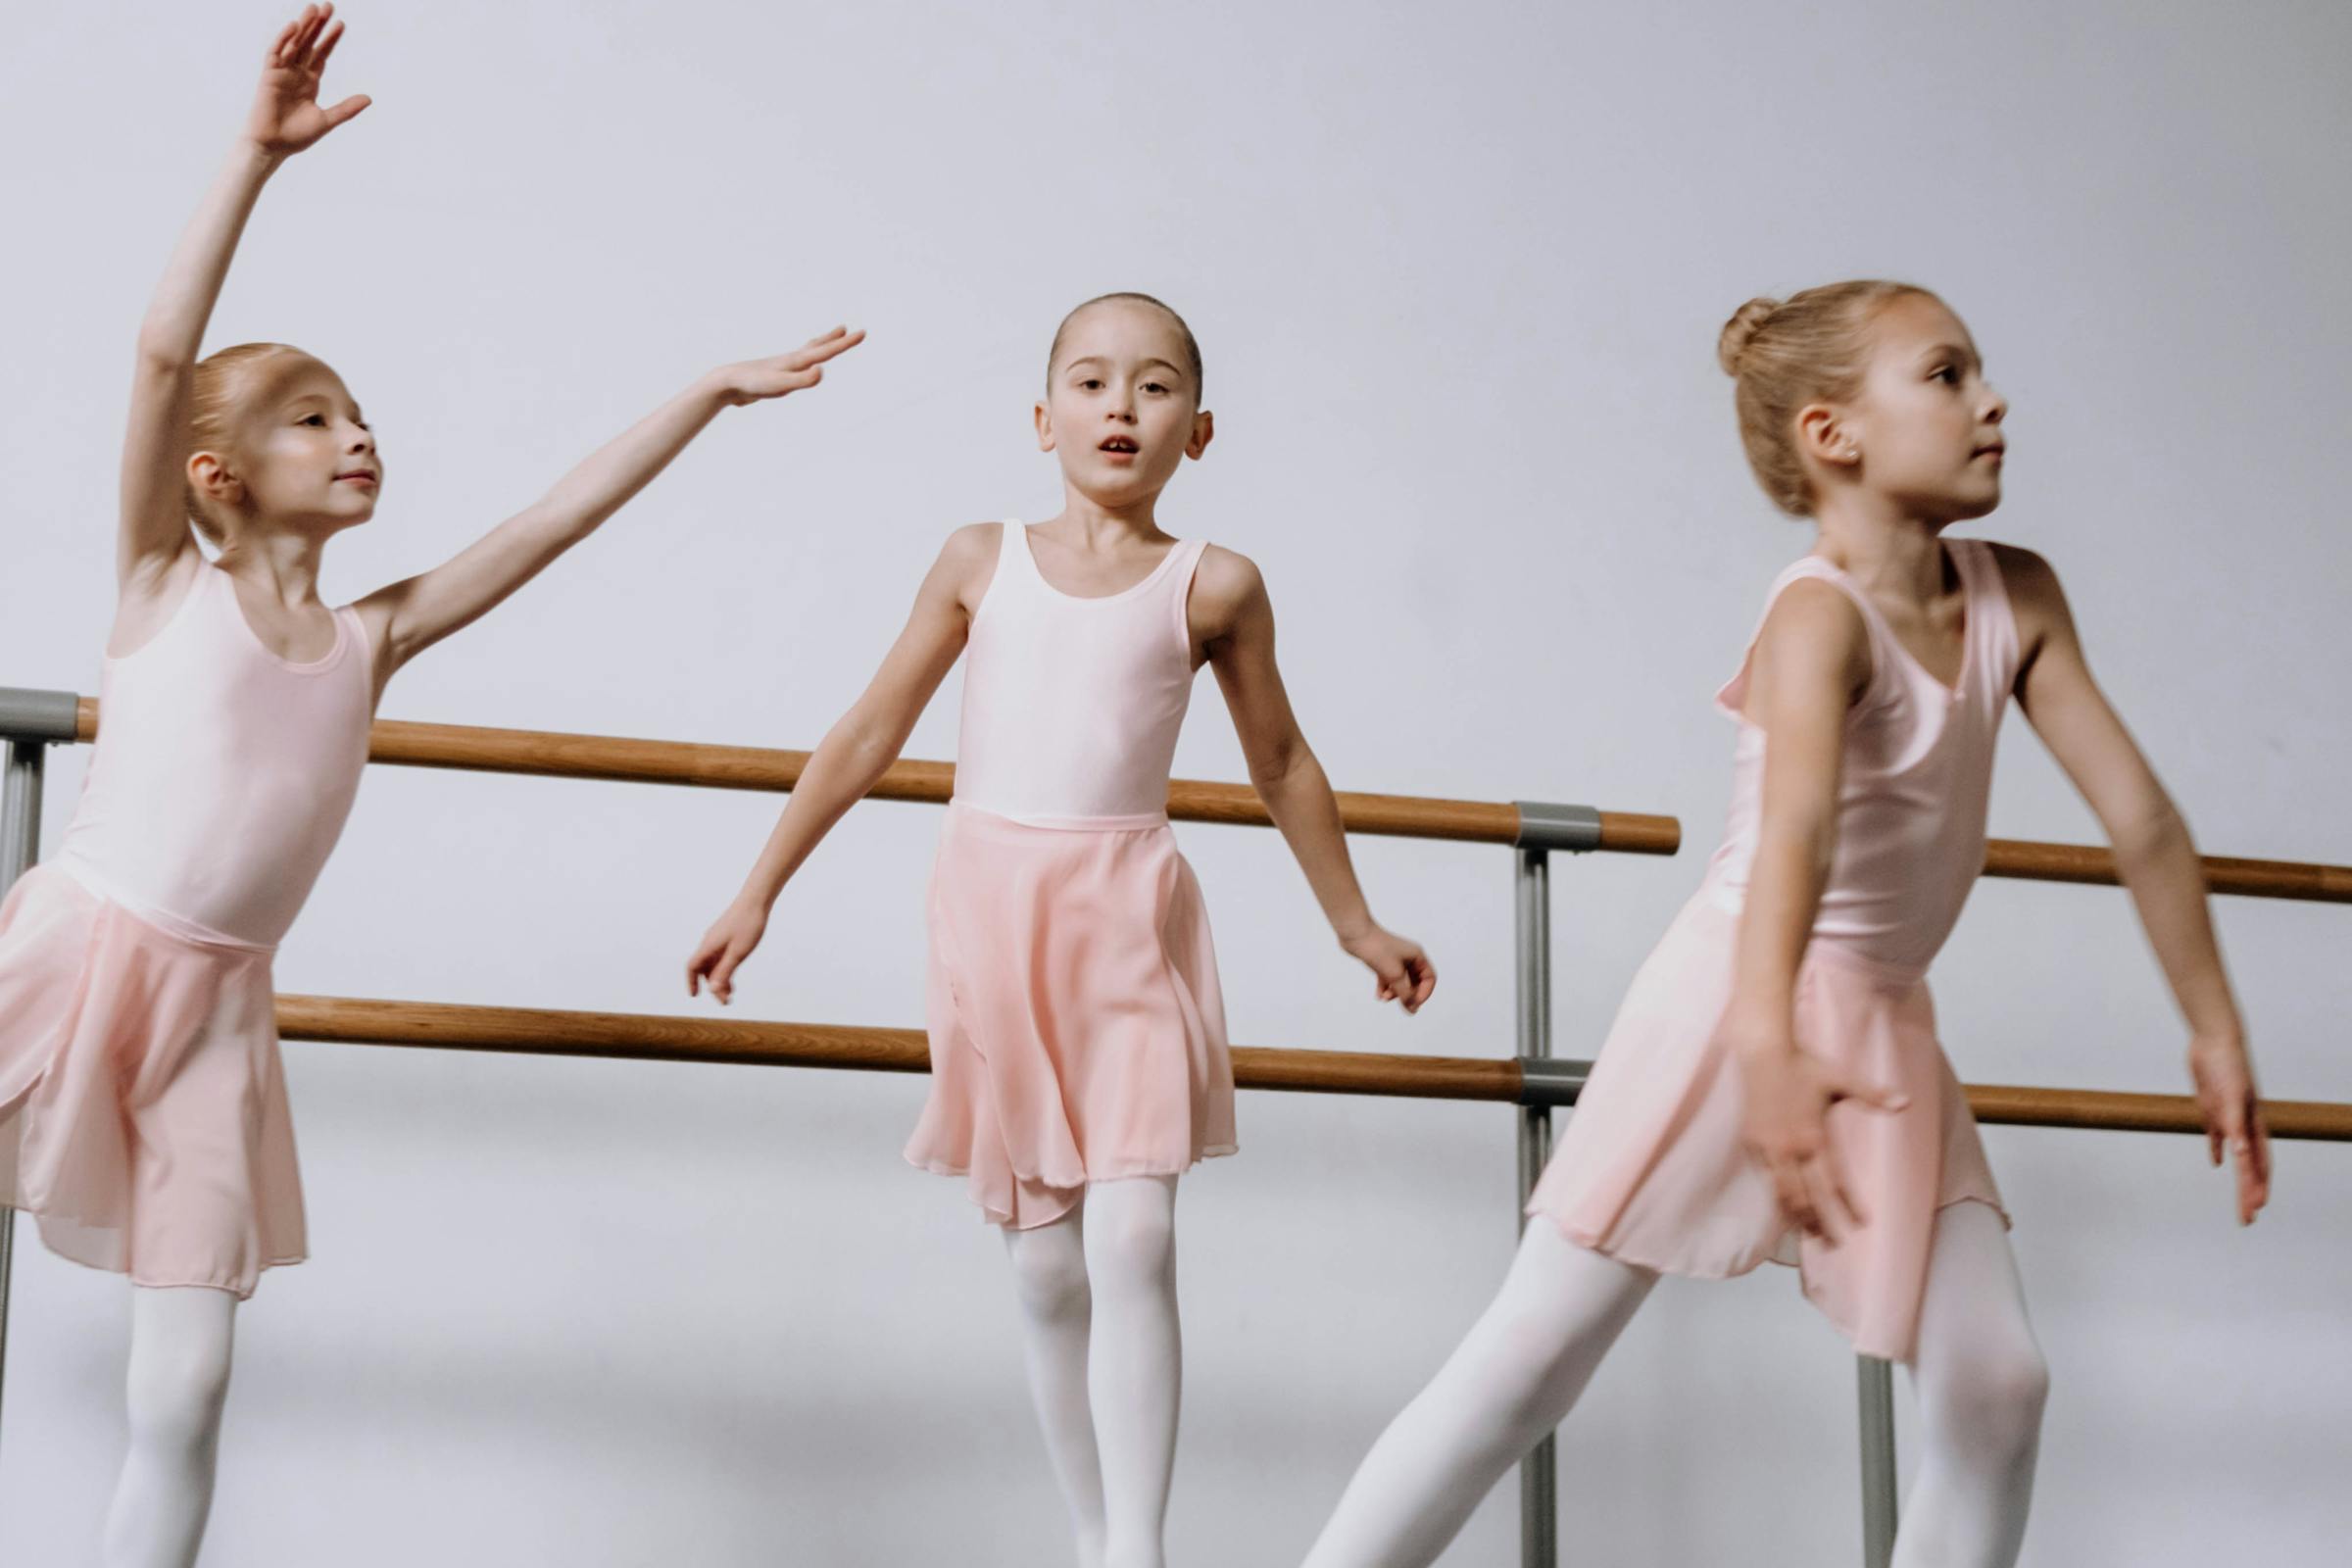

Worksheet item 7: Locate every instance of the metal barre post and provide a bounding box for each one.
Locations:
[0,727,57,1451]
[1858,1356,1898,1564]
[1513,839,1558,1568]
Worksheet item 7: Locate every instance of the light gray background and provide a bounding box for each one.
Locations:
[2,2,2347,1563]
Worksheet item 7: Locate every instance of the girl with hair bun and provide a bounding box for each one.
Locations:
[1298,281,2268,1568]
[0,13,856,1563]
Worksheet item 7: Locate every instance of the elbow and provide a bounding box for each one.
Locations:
[1247,736,1310,796]
[2109,791,2192,865]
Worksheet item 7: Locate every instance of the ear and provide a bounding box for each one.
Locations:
[1034,400,1056,453]
[185,450,245,508]
[1185,409,1215,461]
[1795,403,1860,471]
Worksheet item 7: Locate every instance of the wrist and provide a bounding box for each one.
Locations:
[228,137,285,176]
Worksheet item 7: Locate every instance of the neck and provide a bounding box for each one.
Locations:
[215,527,331,608]
[1809,492,1950,604]
[1049,481,1168,546]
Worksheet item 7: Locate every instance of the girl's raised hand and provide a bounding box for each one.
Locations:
[2189,1030,2271,1224]
[1344,927,1438,1015]
[248,5,370,157]
[709,327,868,407]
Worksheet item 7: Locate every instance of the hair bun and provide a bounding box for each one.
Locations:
[1717,297,1781,376]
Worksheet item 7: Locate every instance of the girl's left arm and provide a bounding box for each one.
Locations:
[1198,547,1436,1013]
[357,327,862,682]
[2000,544,2270,1222]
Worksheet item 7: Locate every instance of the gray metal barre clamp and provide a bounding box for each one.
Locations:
[0,688,80,745]
[1513,801,1602,855]
[1517,1056,1592,1107]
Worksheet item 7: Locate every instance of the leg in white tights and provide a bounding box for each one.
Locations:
[1300,1221,1657,1568]
[1005,1204,1111,1567]
[1890,1201,2048,1568]
[1003,1176,1183,1568]
[102,1285,237,1568]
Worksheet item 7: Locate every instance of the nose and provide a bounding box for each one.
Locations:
[346,423,375,454]
[1982,383,2007,425]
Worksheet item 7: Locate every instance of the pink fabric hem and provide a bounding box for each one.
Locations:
[908,1145,1238,1230]
[1540,1192,2011,1361]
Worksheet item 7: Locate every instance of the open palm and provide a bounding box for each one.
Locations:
[247,5,369,157]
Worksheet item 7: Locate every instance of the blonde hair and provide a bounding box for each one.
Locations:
[1717,281,1935,515]
[182,342,310,547]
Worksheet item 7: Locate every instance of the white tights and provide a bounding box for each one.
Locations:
[101,1285,237,1568]
[1301,1201,2045,1568]
[1002,1175,1183,1568]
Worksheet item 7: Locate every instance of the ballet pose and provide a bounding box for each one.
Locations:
[688,291,1437,1568]
[0,12,857,1565]
[1298,281,2270,1568]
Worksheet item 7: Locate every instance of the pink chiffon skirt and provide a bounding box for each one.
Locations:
[0,865,305,1297]
[1529,892,2004,1361]
[906,802,1235,1229]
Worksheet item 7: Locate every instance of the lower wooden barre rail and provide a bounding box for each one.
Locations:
[274,995,2352,1140]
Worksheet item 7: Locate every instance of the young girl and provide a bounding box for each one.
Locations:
[0,11,858,1566]
[686,291,1437,1568]
[1297,281,2271,1568]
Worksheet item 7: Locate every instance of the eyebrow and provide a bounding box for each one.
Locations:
[1916,341,1978,366]
[1061,355,1187,380]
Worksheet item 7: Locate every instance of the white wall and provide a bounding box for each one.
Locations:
[3,2,2347,1562]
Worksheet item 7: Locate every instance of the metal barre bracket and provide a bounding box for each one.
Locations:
[1513,801,1602,854]
[1517,1056,1592,1107]
[0,687,79,745]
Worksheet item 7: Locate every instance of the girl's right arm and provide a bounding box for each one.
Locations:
[684,524,997,1004]
[1719,581,1909,1243]
[118,8,368,611]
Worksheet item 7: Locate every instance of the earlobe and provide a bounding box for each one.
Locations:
[1034,402,1055,453]
[186,452,242,505]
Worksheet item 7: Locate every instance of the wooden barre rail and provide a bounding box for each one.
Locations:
[60,698,2352,897]
[276,995,2352,1142]
[70,699,1679,855]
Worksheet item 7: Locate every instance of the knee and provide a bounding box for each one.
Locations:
[1006,1237,1092,1325]
[126,1339,233,1455]
[1086,1189,1177,1294]
[1930,1341,2049,1461]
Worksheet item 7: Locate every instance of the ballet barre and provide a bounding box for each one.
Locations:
[7,683,2352,1568]
[270,993,2352,1141]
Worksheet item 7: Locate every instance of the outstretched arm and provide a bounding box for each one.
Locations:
[2002,545,2268,1223]
[1199,548,1435,1013]
[121,5,368,593]
[358,328,863,677]
[685,524,989,1004]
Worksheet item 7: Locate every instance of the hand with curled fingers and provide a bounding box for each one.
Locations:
[1729,1015,1908,1247]
[1342,925,1438,1015]
[2188,1028,2271,1224]
[705,326,867,408]
[247,5,370,159]
[686,899,769,1005]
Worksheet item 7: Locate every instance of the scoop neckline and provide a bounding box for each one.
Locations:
[1010,520,1188,604]
[214,563,352,674]
[1808,543,1972,702]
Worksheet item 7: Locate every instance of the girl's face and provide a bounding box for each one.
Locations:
[1830,294,2008,524]
[1036,301,1211,507]
[194,354,381,540]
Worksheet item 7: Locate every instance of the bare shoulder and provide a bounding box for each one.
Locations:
[1982,540,2073,654]
[1191,542,1265,618]
[926,520,1004,614]
[1754,575,1872,698]
[1984,539,2062,605]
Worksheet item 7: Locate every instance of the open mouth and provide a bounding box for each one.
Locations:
[1098,437,1140,456]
